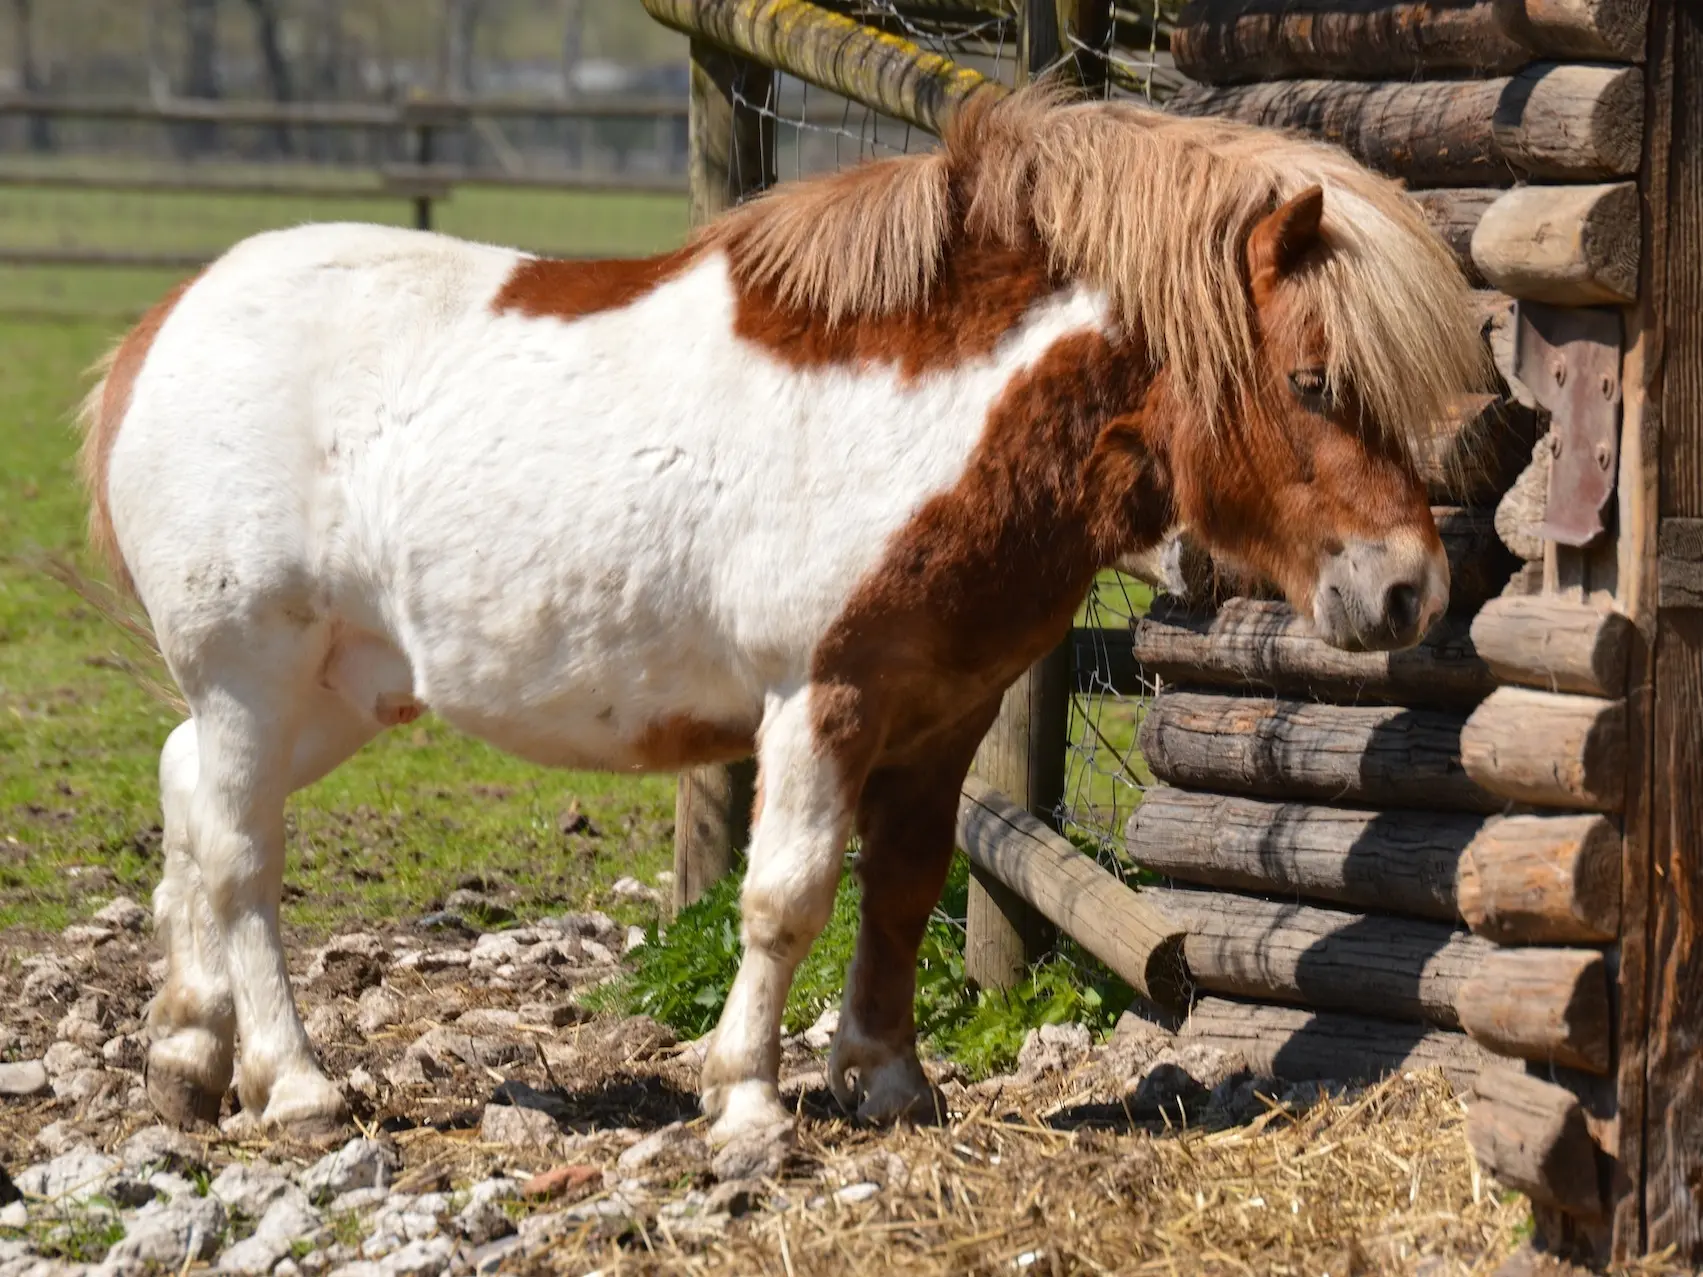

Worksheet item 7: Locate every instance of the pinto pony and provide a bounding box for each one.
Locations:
[80,90,1482,1144]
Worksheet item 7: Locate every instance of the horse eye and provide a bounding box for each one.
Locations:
[1288,369,1331,402]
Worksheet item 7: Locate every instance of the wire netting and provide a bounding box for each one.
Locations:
[721,2,1184,873]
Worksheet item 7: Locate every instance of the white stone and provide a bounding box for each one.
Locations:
[377,1237,453,1277]
[41,1042,96,1078]
[301,1140,398,1201]
[622,926,646,955]
[0,1202,26,1229]
[105,1194,228,1268]
[0,1061,49,1097]
[802,1008,839,1052]
[14,1147,121,1202]
[610,877,661,904]
[304,1005,345,1042]
[354,987,404,1035]
[92,897,149,932]
[834,1182,880,1205]
[615,1123,706,1172]
[477,1104,558,1150]
[211,1163,308,1218]
[59,924,115,947]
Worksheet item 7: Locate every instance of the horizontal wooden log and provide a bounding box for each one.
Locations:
[1145,886,1493,1027]
[1460,686,1627,812]
[956,776,1190,1007]
[1140,690,1500,812]
[1470,594,1634,696]
[1442,507,1522,616]
[1459,813,1621,943]
[1130,596,1493,707]
[1471,182,1639,305]
[1181,996,1492,1089]
[1494,437,1550,562]
[641,0,1003,134]
[1169,64,1642,187]
[1413,188,1500,284]
[1127,788,1475,920]
[1457,947,1612,1074]
[1469,1063,1606,1218]
[1171,0,1644,84]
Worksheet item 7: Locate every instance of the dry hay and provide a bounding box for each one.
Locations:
[492,1070,1543,1277]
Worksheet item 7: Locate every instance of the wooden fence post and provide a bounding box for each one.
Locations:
[671,39,773,914]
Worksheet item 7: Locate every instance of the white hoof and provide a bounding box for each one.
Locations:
[705,1079,795,1148]
[260,1070,351,1142]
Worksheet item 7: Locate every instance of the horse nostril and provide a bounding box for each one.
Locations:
[1384,582,1420,634]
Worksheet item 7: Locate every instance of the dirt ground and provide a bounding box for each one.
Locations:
[4,895,1638,1277]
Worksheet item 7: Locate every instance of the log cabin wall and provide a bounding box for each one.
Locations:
[1129,0,1652,1260]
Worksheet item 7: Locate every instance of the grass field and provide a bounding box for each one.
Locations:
[0,184,689,935]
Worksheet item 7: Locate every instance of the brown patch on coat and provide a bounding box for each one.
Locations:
[78,274,201,596]
[629,715,756,773]
[490,248,699,321]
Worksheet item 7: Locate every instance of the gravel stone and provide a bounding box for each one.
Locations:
[834,1182,880,1205]
[0,1061,49,1098]
[211,1162,308,1218]
[802,1008,839,1052]
[615,1123,707,1172]
[301,1140,398,1201]
[91,897,149,932]
[306,934,387,982]
[59,925,115,947]
[375,1237,453,1277]
[41,1042,96,1078]
[104,1194,228,1269]
[20,959,78,1007]
[610,876,661,905]
[478,1104,558,1150]
[354,988,404,1035]
[711,1124,792,1182]
[623,926,646,955]
[14,1147,121,1202]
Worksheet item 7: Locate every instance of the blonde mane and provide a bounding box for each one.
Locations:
[706,86,1487,453]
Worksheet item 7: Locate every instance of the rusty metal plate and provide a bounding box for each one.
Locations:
[1512,302,1624,547]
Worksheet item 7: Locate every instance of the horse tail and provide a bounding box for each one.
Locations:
[77,275,198,599]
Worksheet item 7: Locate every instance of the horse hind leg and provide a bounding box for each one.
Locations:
[828,703,997,1124]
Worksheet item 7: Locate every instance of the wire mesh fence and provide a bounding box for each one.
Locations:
[719,1,1186,872]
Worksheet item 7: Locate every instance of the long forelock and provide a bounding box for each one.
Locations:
[707,87,1486,454]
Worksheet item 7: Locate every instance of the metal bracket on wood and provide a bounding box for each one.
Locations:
[1512,302,1624,547]
[1660,518,1703,610]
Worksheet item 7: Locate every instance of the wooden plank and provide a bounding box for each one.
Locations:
[966,643,1069,989]
[1469,594,1635,696]
[1458,813,1622,944]
[1471,182,1640,306]
[1139,690,1500,813]
[642,0,1005,135]
[1129,596,1494,708]
[1457,947,1613,1075]
[1143,885,1492,1027]
[1169,64,1643,187]
[956,776,1190,1007]
[1658,516,1703,607]
[1170,0,1645,84]
[1469,1063,1607,1219]
[1645,0,1703,1254]
[1460,686,1627,813]
[1180,996,1492,1089]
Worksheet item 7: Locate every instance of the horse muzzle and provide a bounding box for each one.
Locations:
[1311,533,1449,652]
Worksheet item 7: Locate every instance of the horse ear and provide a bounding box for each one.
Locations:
[1247,185,1324,301]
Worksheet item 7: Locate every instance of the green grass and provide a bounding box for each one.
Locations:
[0,187,688,935]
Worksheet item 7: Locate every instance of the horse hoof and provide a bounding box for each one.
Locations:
[705,1080,793,1148]
[261,1072,351,1144]
[830,1043,937,1125]
[144,1054,224,1129]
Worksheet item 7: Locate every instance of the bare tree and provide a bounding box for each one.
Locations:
[561,0,584,166]
[10,0,51,151]
[181,0,221,154]
[443,0,486,97]
[243,0,295,155]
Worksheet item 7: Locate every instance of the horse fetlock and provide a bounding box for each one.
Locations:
[144,1029,233,1129]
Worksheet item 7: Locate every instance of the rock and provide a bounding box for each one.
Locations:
[556,801,597,838]
[703,1179,759,1217]
[304,1004,347,1042]
[615,1123,707,1173]
[514,1002,578,1029]
[454,1008,519,1035]
[1016,1021,1093,1080]
[452,1179,519,1245]
[119,1126,206,1176]
[51,1068,113,1109]
[444,890,515,928]
[412,912,475,939]
[60,924,116,947]
[580,940,617,966]
[326,1187,389,1216]
[307,934,387,980]
[711,1124,792,1182]
[34,1120,85,1155]
[346,1067,379,1099]
[92,896,149,932]
[834,1182,880,1205]
[101,1034,145,1071]
[389,1029,525,1087]
[376,1237,454,1277]
[517,1165,597,1202]
[105,1194,228,1268]
[478,1104,559,1150]
[535,912,620,944]
[41,1041,97,1078]
[107,1173,160,1209]
[802,1008,839,1052]
[1127,1045,1251,1114]
[20,958,78,1006]
[610,877,661,905]
[301,1140,398,1201]
[211,1162,309,1218]
[622,926,647,955]
[0,1200,26,1229]
[14,1147,121,1202]
[0,1061,49,1098]
[391,950,469,974]
[353,987,405,1035]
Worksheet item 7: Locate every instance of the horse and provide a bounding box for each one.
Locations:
[78,87,1484,1148]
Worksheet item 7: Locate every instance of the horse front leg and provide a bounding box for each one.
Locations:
[700,684,874,1146]
[828,700,998,1123]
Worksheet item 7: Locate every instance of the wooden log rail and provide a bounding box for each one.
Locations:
[1171,0,1647,84]
[955,776,1191,1008]
[1169,63,1644,187]
[1146,887,1613,1070]
[1130,596,1495,708]
[1127,789,1622,943]
[1470,593,1634,697]
[1461,686,1627,812]
[1469,1063,1608,1219]
[642,0,1006,134]
[1138,689,1500,812]
[1181,996,1492,1089]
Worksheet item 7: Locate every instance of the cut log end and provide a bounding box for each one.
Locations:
[1457,947,1613,1075]
[1469,1063,1607,1219]
[1461,686,1627,812]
